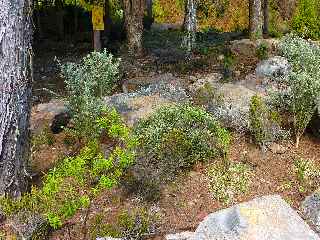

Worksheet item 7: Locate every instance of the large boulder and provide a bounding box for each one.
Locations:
[302,190,320,233]
[104,81,189,126]
[166,195,320,240]
[230,39,279,58]
[190,78,257,133]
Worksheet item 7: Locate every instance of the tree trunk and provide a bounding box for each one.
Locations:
[35,0,43,39]
[93,30,102,51]
[249,0,263,39]
[104,0,112,39]
[0,0,33,197]
[146,0,153,20]
[263,0,269,35]
[123,0,145,56]
[182,0,197,54]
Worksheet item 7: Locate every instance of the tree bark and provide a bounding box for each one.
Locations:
[249,0,263,39]
[93,30,102,51]
[182,0,197,54]
[104,0,112,39]
[123,0,145,56]
[0,0,33,197]
[263,0,269,35]
[146,0,153,20]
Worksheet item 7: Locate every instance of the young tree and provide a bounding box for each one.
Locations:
[249,0,263,39]
[0,0,33,197]
[123,0,145,55]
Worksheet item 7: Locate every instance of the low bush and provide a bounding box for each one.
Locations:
[208,161,252,204]
[0,110,137,233]
[59,50,120,142]
[256,43,269,60]
[130,104,230,200]
[249,95,289,149]
[271,35,320,147]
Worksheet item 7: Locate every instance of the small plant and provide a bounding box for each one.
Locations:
[59,50,120,142]
[192,82,224,107]
[256,43,269,60]
[31,127,55,151]
[222,49,236,81]
[131,104,230,200]
[249,95,289,149]
[293,158,320,186]
[208,161,252,204]
[0,110,137,233]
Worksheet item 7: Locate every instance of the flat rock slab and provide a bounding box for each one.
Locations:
[167,195,320,240]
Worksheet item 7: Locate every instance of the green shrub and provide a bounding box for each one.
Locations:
[208,161,252,204]
[249,95,289,149]
[256,43,269,60]
[59,50,120,142]
[129,104,230,200]
[274,35,320,147]
[0,110,137,231]
[293,158,320,192]
[291,0,320,40]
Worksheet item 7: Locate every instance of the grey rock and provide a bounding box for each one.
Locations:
[190,79,257,133]
[104,81,189,126]
[256,56,291,78]
[185,195,320,240]
[302,190,320,233]
[9,212,49,240]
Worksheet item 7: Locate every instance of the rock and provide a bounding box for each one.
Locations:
[256,56,291,78]
[191,79,257,133]
[268,143,287,154]
[31,99,69,134]
[151,23,181,31]
[166,231,195,240]
[308,102,320,139]
[9,212,49,240]
[230,39,279,58]
[104,81,189,126]
[170,195,319,240]
[302,190,320,233]
[188,73,223,93]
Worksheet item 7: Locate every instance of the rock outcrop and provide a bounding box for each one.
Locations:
[166,195,320,240]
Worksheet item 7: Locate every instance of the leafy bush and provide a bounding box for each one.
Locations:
[293,158,320,192]
[208,161,252,204]
[0,110,137,231]
[59,50,120,142]
[130,104,230,200]
[256,43,269,60]
[249,95,289,149]
[291,0,320,39]
[272,35,320,146]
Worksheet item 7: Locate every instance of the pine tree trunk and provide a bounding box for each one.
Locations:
[263,0,269,35]
[146,0,153,20]
[249,0,263,39]
[123,0,145,56]
[182,0,197,54]
[0,0,33,197]
[104,0,112,38]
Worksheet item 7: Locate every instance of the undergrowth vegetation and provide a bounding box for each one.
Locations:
[59,50,120,142]
[128,104,231,200]
[271,35,320,147]
[0,109,137,233]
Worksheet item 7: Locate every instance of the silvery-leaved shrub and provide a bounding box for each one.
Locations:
[270,35,320,147]
[59,50,120,141]
[129,104,231,201]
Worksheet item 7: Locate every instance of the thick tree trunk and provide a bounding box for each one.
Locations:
[263,0,269,35]
[249,0,263,39]
[123,0,145,56]
[93,30,102,51]
[0,0,33,197]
